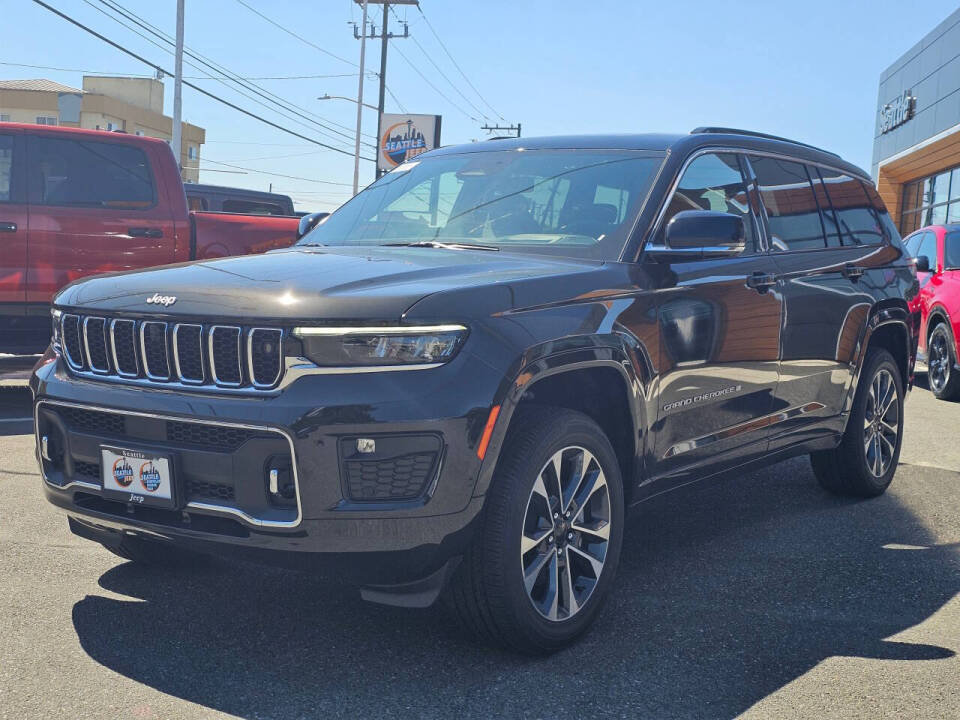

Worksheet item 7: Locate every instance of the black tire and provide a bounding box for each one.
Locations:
[104,535,204,567]
[810,348,904,497]
[446,406,624,654]
[927,322,960,401]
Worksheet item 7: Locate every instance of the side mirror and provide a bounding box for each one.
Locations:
[915,254,931,273]
[296,211,330,240]
[647,210,746,262]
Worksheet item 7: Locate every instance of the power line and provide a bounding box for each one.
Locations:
[90,0,376,146]
[391,42,478,121]
[200,159,356,186]
[416,4,504,121]
[232,0,358,68]
[30,0,375,160]
[390,5,489,121]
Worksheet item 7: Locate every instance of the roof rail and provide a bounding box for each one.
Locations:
[690,127,841,158]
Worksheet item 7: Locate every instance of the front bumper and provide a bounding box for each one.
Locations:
[31,347,502,585]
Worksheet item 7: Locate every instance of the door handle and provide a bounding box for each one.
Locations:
[842,264,866,281]
[746,272,777,293]
[0,222,17,233]
[128,227,164,239]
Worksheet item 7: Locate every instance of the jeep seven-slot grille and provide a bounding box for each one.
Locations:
[60,313,284,390]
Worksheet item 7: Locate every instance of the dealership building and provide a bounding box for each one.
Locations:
[873,8,960,234]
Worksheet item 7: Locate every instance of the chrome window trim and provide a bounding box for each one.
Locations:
[640,145,876,260]
[109,318,139,378]
[139,321,170,380]
[209,325,243,387]
[34,399,303,529]
[61,314,85,370]
[247,328,283,389]
[172,323,205,384]
[82,317,110,374]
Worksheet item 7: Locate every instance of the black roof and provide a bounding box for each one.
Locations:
[184,183,292,201]
[423,129,869,180]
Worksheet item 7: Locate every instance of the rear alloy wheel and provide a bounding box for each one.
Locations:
[811,348,903,497]
[927,324,960,400]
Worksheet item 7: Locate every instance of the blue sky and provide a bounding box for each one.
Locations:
[3,0,959,211]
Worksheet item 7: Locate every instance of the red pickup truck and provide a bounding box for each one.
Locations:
[0,123,300,353]
[902,223,960,399]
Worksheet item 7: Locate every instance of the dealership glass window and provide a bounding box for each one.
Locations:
[27,136,155,208]
[750,156,823,250]
[899,164,960,232]
[0,135,12,202]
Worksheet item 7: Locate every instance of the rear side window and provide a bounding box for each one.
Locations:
[818,169,884,246]
[660,152,756,250]
[222,199,286,215]
[749,156,824,251]
[945,231,960,269]
[860,180,899,245]
[0,135,12,202]
[187,195,207,211]
[28,136,155,208]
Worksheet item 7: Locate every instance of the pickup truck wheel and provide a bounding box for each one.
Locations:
[927,323,960,400]
[104,536,202,567]
[447,407,624,654]
[810,348,903,498]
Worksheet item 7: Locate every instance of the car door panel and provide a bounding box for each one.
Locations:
[0,130,27,306]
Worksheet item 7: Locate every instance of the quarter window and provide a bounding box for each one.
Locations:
[819,170,885,246]
[28,136,155,208]
[660,152,756,250]
[749,156,824,251]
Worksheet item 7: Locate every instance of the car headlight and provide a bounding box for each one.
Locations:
[292,325,467,367]
[51,308,63,353]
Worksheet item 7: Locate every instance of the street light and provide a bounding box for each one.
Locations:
[318,94,378,112]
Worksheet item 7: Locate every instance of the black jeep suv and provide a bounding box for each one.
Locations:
[32,128,919,653]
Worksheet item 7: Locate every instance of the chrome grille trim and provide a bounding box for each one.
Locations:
[208,325,243,387]
[172,323,205,384]
[139,321,170,380]
[247,328,284,389]
[109,319,139,377]
[82,317,110,374]
[61,314,85,370]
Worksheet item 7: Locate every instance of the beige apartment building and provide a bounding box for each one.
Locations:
[0,76,205,182]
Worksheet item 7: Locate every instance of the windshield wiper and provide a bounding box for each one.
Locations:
[381,241,499,251]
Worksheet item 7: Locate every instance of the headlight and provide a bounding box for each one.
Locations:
[51,308,62,352]
[292,325,467,367]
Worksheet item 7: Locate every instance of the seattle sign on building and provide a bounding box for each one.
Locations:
[378,113,442,174]
[879,90,915,134]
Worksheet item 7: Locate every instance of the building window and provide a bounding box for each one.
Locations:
[900,165,960,233]
[36,116,57,126]
[135,130,145,136]
[0,115,10,123]
[187,145,197,161]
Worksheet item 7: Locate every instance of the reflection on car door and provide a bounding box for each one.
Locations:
[648,152,783,487]
[25,133,177,303]
[757,158,903,451]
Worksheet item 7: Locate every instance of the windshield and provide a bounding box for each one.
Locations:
[298,148,665,260]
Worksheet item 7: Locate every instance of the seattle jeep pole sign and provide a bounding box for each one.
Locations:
[377,113,442,173]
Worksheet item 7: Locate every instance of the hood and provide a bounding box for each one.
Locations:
[54,246,602,322]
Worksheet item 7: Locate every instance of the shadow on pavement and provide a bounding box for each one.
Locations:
[71,457,958,718]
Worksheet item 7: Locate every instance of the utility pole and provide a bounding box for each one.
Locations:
[481,122,522,139]
[172,0,185,179]
[352,0,369,195]
[353,0,416,179]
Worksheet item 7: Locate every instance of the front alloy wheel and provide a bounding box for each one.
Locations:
[928,329,951,393]
[521,446,611,621]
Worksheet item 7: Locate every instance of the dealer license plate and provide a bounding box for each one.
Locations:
[100,446,175,509]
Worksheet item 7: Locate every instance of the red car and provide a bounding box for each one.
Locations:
[903,224,960,399]
[0,123,301,353]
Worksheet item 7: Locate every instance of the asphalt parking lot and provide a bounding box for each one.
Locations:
[0,377,957,719]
